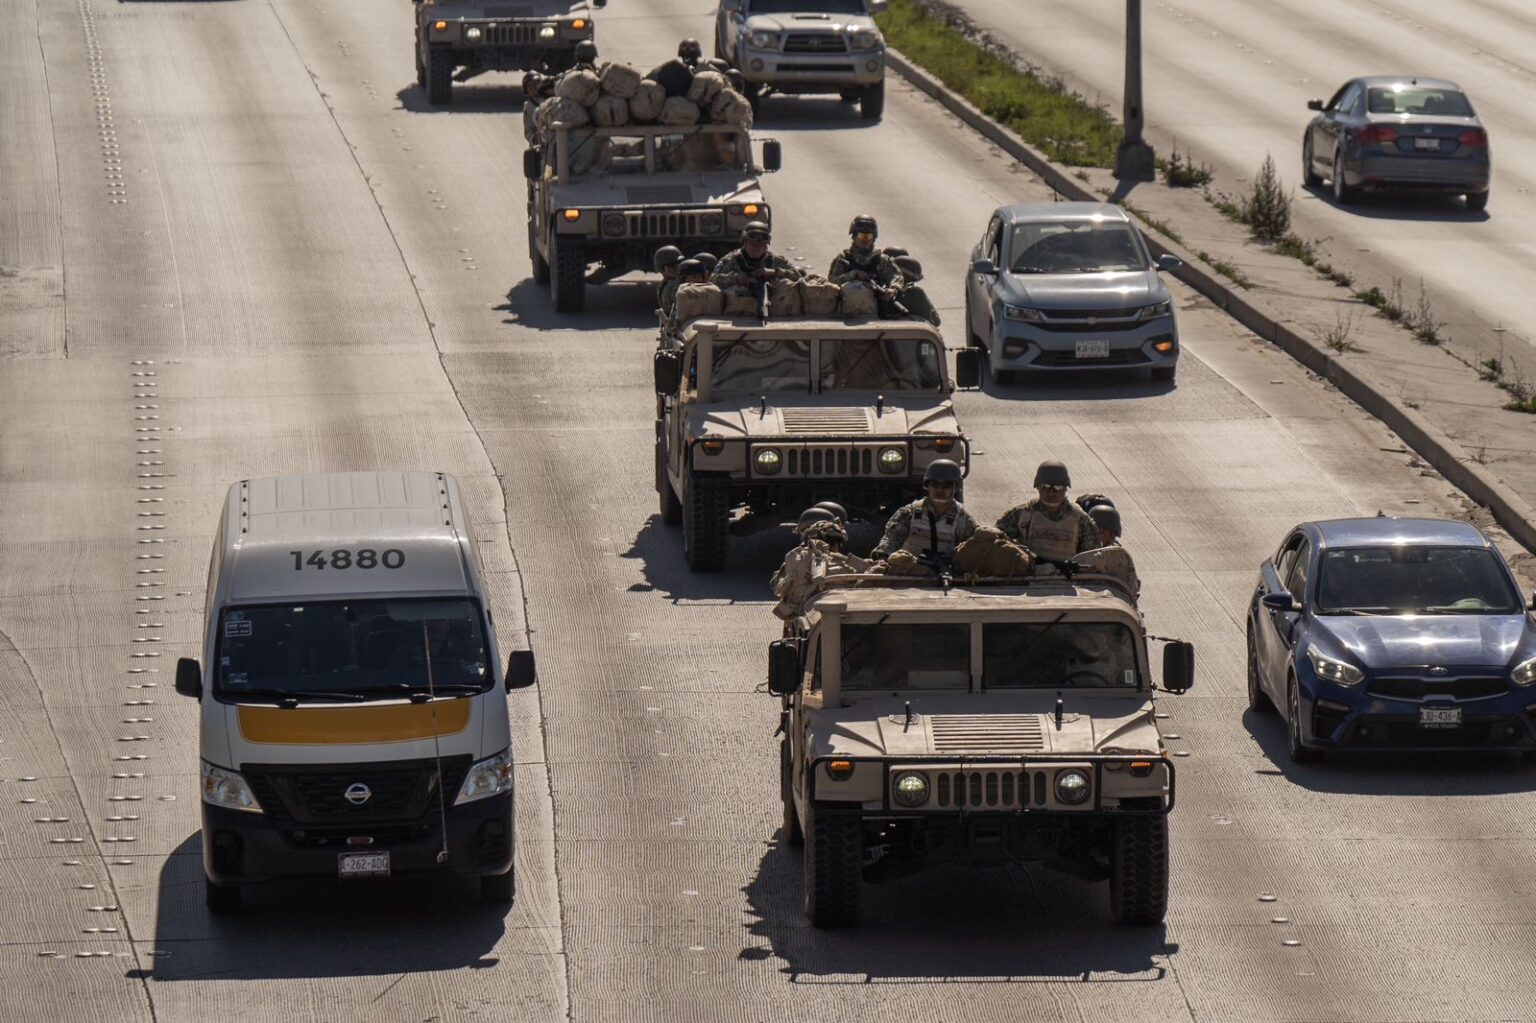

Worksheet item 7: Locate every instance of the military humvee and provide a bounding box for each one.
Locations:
[414,0,601,105]
[653,317,982,570]
[765,570,1195,927]
[525,124,781,312]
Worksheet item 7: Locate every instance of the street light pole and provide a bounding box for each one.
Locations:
[1114,0,1156,181]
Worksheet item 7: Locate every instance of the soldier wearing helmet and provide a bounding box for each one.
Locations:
[675,258,708,285]
[996,460,1099,566]
[1080,503,1140,599]
[654,246,686,316]
[711,221,803,299]
[828,215,905,317]
[870,459,977,561]
[691,251,719,274]
[813,500,848,525]
[571,40,600,72]
[771,506,868,620]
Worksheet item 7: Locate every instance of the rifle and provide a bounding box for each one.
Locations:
[914,549,957,590]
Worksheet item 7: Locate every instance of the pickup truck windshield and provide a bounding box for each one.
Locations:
[215,598,490,698]
[842,622,969,690]
[749,0,868,13]
[982,622,1141,688]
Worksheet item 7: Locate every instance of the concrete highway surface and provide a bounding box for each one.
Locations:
[2,0,1534,1020]
[949,0,1536,360]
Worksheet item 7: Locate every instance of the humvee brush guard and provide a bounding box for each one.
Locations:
[766,570,1195,927]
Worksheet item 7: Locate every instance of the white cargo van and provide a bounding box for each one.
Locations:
[175,472,535,911]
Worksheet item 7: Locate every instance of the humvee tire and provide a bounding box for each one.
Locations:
[529,220,550,285]
[859,81,884,120]
[657,442,682,524]
[427,45,453,105]
[780,738,803,847]
[804,803,860,927]
[205,877,243,914]
[550,236,585,313]
[480,868,516,904]
[416,48,427,91]
[682,476,728,571]
[1109,815,1169,925]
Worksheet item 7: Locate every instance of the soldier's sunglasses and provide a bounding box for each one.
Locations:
[925,481,957,491]
[1038,484,1067,492]
[853,232,875,241]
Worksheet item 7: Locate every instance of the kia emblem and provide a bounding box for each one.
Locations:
[344,782,372,805]
[1428,666,1448,675]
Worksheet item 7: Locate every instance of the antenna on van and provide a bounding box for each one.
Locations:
[423,622,451,866]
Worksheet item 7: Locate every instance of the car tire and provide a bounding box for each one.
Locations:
[205,877,243,914]
[839,89,860,103]
[1331,150,1359,205]
[657,442,682,524]
[1466,191,1489,212]
[1301,137,1322,187]
[1246,623,1274,713]
[480,868,516,904]
[426,45,453,106]
[804,802,860,927]
[682,475,729,571]
[415,44,427,91]
[1287,675,1322,763]
[1151,365,1177,383]
[1109,815,1169,926]
[988,351,1013,386]
[529,220,550,285]
[780,738,803,847]
[550,236,585,313]
[859,81,885,121]
[964,297,986,349]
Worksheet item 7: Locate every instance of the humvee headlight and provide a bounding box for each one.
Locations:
[1055,769,1090,805]
[700,212,724,234]
[877,446,905,474]
[464,26,482,40]
[754,448,782,475]
[539,23,557,39]
[893,772,929,808]
[601,213,626,236]
[571,18,587,30]
[562,209,581,222]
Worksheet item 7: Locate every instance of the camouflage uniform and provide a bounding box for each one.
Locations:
[871,498,978,560]
[828,246,903,289]
[711,248,804,290]
[1075,543,1141,602]
[996,498,1099,565]
[771,524,869,620]
[658,276,682,317]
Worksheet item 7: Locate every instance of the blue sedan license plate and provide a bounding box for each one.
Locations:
[1075,340,1110,359]
[1418,706,1461,729]
[338,851,390,878]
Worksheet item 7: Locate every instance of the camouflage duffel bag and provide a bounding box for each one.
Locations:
[722,290,760,316]
[768,278,802,315]
[953,526,1035,579]
[710,88,753,127]
[600,62,642,99]
[592,95,630,126]
[674,283,724,321]
[554,70,601,106]
[799,276,839,316]
[659,96,701,126]
[629,80,666,122]
[536,96,590,131]
[686,70,727,105]
[839,281,877,317]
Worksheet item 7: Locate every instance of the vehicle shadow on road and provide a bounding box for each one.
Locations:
[397,84,530,115]
[1242,709,1536,795]
[142,834,508,981]
[979,370,1176,403]
[498,279,656,331]
[1297,185,1490,223]
[754,97,879,131]
[621,515,786,603]
[741,834,1174,982]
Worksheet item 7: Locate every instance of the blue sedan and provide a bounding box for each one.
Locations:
[1247,517,1536,762]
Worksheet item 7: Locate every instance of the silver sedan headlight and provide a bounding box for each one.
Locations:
[1003,304,1044,322]
[748,29,780,49]
[893,772,929,807]
[1054,768,1090,806]
[1137,299,1172,320]
[201,761,262,814]
[456,748,514,804]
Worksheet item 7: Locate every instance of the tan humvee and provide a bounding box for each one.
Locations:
[653,316,982,571]
[765,569,1194,927]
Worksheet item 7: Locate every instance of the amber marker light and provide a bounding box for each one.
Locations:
[826,760,854,780]
[933,437,955,452]
[572,18,587,29]
[1152,340,1175,354]
[742,203,759,216]
[1129,761,1154,777]
[434,20,448,30]
[700,439,725,454]
[562,209,581,221]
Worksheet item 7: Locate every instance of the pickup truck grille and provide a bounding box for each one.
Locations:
[784,33,848,54]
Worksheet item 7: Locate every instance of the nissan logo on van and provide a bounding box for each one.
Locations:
[344,783,372,805]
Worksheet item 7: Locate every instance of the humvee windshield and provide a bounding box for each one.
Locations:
[982,622,1141,688]
[658,131,747,172]
[712,337,943,393]
[565,128,748,177]
[842,623,969,690]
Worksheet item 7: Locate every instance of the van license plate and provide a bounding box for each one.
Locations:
[338,852,390,878]
[1075,340,1110,359]
[1418,706,1461,729]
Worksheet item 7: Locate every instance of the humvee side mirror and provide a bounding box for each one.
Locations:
[175,657,203,699]
[1307,99,1324,111]
[505,649,537,690]
[761,139,782,172]
[654,350,682,394]
[1162,641,1194,693]
[523,149,541,180]
[767,639,802,696]
[971,258,998,276]
[954,349,981,389]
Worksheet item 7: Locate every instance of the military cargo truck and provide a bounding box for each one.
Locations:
[653,316,981,570]
[414,0,602,106]
[525,124,781,312]
[766,570,1195,927]
[713,0,890,119]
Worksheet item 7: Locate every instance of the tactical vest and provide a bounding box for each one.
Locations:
[1012,505,1083,563]
[901,503,962,557]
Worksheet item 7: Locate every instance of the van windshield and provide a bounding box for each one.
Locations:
[215,598,490,699]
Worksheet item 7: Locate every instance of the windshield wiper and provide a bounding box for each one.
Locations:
[220,688,366,706]
[354,682,487,703]
[1011,265,1052,274]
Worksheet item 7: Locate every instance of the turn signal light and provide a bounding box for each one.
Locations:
[826,760,854,780]
[1129,761,1153,777]
[562,209,580,221]
[1152,339,1175,354]
[700,439,725,454]
[572,18,586,29]
[933,437,955,453]
[742,203,759,216]
[433,19,447,30]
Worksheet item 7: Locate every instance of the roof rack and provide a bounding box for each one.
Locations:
[797,570,1137,611]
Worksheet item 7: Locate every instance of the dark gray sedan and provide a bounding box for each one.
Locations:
[1303,75,1491,211]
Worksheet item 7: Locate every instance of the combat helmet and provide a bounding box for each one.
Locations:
[653,246,684,272]
[573,40,599,65]
[678,38,703,61]
[795,506,836,535]
[1086,504,1121,537]
[848,214,878,237]
[741,221,771,242]
[923,459,963,484]
[1033,460,1071,488]
[675,258,706,281]
[1075,493,1114,514]
[813,500,848,524]
[692,252,720,271]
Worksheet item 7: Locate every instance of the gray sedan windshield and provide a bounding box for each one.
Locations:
[1316,546,1519,614]
[1008,222,1147,274]
[748,0,868,13]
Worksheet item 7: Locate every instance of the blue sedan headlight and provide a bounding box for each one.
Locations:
[1306,644,1363,686]
[1003,304,1044,322]
[1513,656,1536,686]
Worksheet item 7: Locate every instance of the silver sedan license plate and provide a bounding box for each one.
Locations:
[1418,706,1461,729]
[338,851,390,878]
[1075,339,1110,359]
[1413,137,1440,150]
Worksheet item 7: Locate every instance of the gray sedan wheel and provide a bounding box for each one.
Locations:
[1331,150,1359,205]
[1302,136,1322,187]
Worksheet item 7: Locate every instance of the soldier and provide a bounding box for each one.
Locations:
[521,72,556,143]
[571,40,600,73]
[996,461,1100,569]
[654,246,684,314]
[691,251,719,276]
[828,215,905,318]
[891,255,941,327]
[675,258,708,286]
[771,509,868,620]
[871,459,977,561]
[813,500,848,525]
[1082,503,1141,600]
[712,222,803,305]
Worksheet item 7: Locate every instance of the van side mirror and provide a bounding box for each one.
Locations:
[970,258,997,276]
[1156,254,1182,272]
[175,657,203,699]
[1162,641,1194,693]
[505,649,537,690]
[954,348,981,389]
[761,139,782,172]
[523,148,541,180]
[1261,590,1300,613]
[1307,99,1324,111]
[767,639,802,696]
[654,350,682,394]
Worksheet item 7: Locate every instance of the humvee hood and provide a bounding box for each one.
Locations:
[809,692,1161,760]
[743,13,877,35]
[553,175,765,207]
[698,399,958,441]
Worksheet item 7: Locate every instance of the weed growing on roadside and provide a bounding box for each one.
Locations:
[1355,280,1404,322]
[1480,357,1504,381]
[1158,147,1214,188]
[1244,155,1292,241]
[1121,202,1184,246]
[1207,190,1245,224]
[1314,310,1362,354]
[1405,279,1444,344]
[1274,234,1316,263]
[1315,262,1353,288]
[1196,249,1254,289]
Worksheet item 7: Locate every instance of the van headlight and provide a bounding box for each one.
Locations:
[201,761,262,814]
[1512,656,1536,686]
[754,448,783,475]
[1054,769,1090,805]
[456,748,514,804]
[1306,644,1363,686]
[892,772,929,808]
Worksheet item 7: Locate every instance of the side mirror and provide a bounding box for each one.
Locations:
[175,657,203,699]
[654,350,682,394]
[954,348,981,389]
[523,148,541,180]
[1162,641,1195,693]
[505,649,537,690]
[767,639,802,696]
[868,0,889,12]
[1307,99,1324,111]
[1156,254,1182,272]
[761,139,782,172]
[970,257,997,276]
[1528,589,1535,611]
[592,0,607,6]
[1261,590,1300,613]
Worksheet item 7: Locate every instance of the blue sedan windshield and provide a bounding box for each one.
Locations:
[1316,546,1520,615]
